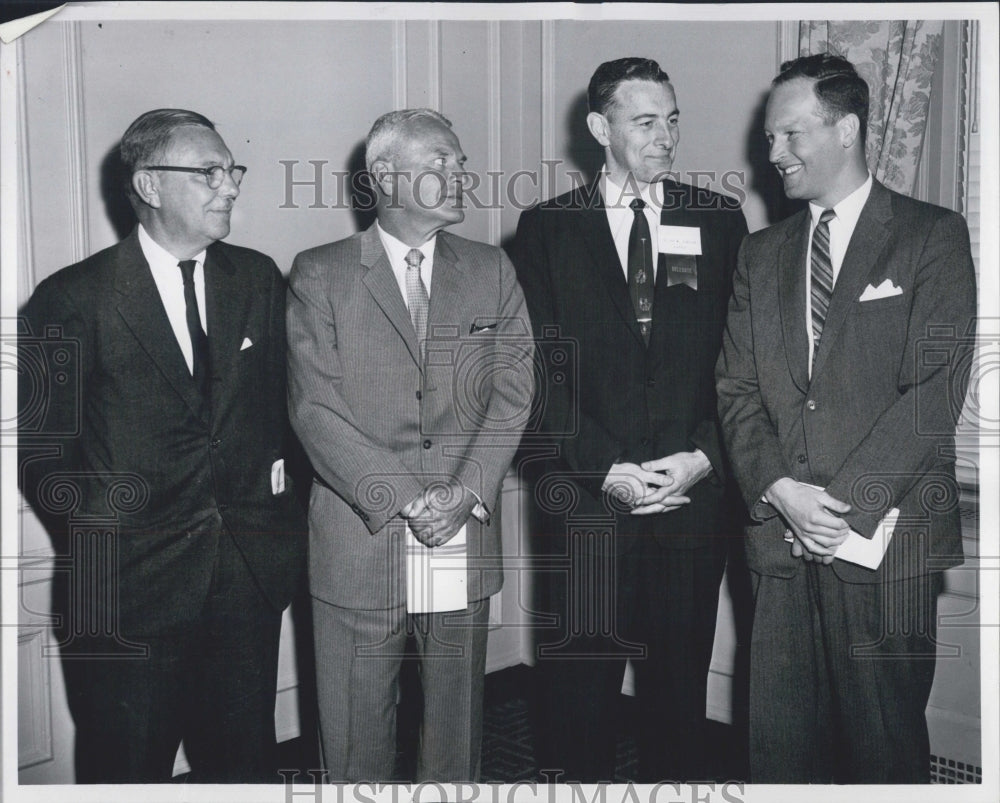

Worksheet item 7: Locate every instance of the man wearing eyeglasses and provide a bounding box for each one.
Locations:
[18,108,306,783]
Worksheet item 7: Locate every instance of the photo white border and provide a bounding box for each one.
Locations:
[2,3,997,803]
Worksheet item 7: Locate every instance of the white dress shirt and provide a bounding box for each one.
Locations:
[377,222,435,308]
[602,168,663,280]
[138,223,207,375]
[806,172,873,375]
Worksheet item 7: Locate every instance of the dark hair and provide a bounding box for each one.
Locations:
[588,58,671,117]
[120,109,216,196]
[774,54,869,145]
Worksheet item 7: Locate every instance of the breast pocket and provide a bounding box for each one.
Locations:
[852,294,908,314]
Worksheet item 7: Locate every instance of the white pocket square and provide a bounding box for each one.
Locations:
[859,279,903,302]
[240,337,254,351]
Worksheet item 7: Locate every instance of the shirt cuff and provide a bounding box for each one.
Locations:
[465,485,491,526]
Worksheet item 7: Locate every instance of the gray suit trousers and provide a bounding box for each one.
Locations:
[749,566,943,783]
[312,597,490,782]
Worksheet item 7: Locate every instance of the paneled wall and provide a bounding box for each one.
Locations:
[12,14,979,784]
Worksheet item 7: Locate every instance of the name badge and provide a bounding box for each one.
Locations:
[658,225,702,255]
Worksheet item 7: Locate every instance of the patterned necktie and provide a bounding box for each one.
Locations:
[810,208,836,352]
[177,259,210,400]
[405,248,429,361]
[628,198,653,345]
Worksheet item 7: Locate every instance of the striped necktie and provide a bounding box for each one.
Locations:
[810,208,836,353]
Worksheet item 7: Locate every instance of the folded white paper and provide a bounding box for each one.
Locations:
[270,459,285,495]
[834,508,898,569]
[406,524,468,613]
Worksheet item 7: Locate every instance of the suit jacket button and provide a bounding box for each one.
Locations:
[806,400,817,411]
[797,454,807,464]
[416,390,422,400]
[210,438,221,448]
[218,504,229,512]
[423,439,432,450]
[646,377,656,387]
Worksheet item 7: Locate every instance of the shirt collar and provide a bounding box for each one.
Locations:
[137,223,206,270]
[809,172,873,230]
[376,221,436,268]
[600,166,664,212]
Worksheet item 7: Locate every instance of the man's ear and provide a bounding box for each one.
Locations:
[586,111,611,147]
[131,170,160,208]
[838,113,861,150]
[369,159,396,196]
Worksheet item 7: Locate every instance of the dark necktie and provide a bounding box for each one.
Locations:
[628,198,653,345]
[810,208,836,353]
[405,248,429,361]
[177,259,210,400]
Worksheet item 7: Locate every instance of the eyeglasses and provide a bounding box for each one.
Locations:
[143,165,247,189]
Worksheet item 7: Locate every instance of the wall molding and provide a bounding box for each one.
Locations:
[16,36,35,304]
[393,21,407,109]
[540,20,555,199]
[486,21,502,246]
[63,21,89,264]
[18,628,54,769]
[778,20,800,69]
[427,20,441,111]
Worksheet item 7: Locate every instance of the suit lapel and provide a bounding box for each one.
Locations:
[577,182,646,348]
[428,233,464,340]
[112,230,207,419]
[204,243,252,405]
[360,225,422,368]
[812,181,892,378]
[778,213,810,393]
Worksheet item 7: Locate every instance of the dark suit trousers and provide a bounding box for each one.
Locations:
[312,597,490,782]
[60,529,283,783]
[535,533,726,783]
[749,565,943,783]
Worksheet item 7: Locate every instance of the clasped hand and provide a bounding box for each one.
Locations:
[766,477,852,564]
[401,478,476,547]
[602,450,711,515]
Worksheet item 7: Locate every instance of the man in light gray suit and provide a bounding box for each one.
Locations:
[287,109,534,782]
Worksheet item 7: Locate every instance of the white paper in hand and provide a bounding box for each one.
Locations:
[405,524,468,613]
[834,507,898,569]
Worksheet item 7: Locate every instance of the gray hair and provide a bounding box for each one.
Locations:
[364,108,452,172]
[120,108,216,201]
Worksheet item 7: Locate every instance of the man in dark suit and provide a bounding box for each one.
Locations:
[506,58,748,782]
[18,109,306,783]
[715,54,976,783]
[286,109,533,781]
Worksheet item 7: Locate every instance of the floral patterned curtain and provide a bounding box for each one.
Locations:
[799,20,944,195]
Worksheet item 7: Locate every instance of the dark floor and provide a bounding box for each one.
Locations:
[271,664,747,784]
